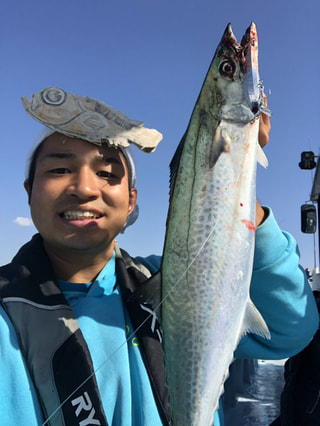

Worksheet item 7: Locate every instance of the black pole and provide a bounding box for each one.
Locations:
[310,157,320,268]
[318,197,320,268]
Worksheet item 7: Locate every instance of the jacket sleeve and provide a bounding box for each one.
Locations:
[235,207,319,360]
[0,305,43,424]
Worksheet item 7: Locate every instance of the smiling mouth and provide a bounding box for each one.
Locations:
[61,211,102,220]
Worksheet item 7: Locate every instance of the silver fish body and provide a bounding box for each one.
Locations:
[161,23,270,425]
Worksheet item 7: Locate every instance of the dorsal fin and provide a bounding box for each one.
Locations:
[169,133,187,203]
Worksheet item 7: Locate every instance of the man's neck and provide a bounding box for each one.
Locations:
[44,241,115,283]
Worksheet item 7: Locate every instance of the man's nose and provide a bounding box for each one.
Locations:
[67,168,100,199]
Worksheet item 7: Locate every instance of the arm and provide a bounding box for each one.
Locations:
[237,102,318,359]
[0,305,43,424]
[138,210,319,359]
[235,207,319,359]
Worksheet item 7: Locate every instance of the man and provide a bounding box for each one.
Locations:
[0,87,318,426]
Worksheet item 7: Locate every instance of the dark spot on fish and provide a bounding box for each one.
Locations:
[252,105,259,115]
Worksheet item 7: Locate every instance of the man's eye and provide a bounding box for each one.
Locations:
[50,168,70,174]
[97,171,114,179]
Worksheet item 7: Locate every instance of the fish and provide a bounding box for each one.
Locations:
[21,87,163,153]
[160,22,271,425]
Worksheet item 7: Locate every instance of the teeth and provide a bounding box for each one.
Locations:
[63,211,100,220]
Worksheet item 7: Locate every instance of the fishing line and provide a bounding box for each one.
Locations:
[41,325,138,425]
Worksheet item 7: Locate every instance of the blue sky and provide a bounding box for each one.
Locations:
[0,0,319,269]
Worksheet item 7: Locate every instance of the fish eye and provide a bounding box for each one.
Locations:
[219,60,236,78]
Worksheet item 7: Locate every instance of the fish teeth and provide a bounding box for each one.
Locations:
[62,211,100,220]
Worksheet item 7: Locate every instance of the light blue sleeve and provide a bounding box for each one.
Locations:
[235,207,319,360]
[135,254,162,274]
[0,305,43,425]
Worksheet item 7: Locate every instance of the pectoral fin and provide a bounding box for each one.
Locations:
[241,298,271,339]
[257,144,268,168]
[210,122,232,169]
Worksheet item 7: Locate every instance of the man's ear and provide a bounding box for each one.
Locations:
[24,179,31,204]
[24,179,30,194]
[23,179,29,194]
[128,187,137,216]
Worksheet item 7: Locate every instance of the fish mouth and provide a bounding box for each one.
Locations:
[219,23,257,84]
[240,23,257,57]
[220,22,255,55]
[220,22,258,69]
[215,23,271,122]
[225,22,271,118]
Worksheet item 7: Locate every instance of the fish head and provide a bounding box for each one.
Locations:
[206,23,256,124]
[202,22,270,124]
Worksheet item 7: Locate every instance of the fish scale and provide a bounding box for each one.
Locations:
[160,23,270,425]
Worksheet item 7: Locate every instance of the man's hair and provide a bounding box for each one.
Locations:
[26,141,45,202]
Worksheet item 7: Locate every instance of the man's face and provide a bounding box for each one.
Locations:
[24,133,137,257]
